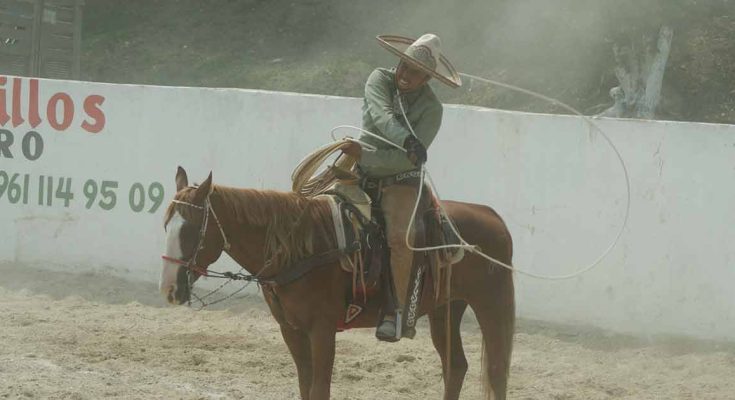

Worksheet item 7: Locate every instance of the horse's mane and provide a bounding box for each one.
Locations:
[213,185,337,271]
[164,184,338,271]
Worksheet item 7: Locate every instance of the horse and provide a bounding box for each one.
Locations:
[160,166,515,400]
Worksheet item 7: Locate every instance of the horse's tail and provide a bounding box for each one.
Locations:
[480,308,514,399]
[479,205,515,400]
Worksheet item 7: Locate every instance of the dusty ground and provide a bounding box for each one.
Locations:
[1,263,734,400]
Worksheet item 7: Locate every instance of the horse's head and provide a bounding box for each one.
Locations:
[160,167,226,305]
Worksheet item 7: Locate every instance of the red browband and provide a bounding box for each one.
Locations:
[161,255,208,276]
[161,255,187,266]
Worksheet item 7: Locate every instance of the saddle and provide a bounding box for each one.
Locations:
[290,141,463,331]
[324,171,464,332]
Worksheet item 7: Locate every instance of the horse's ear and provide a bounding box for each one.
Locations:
[193,172,213,203]
[175,166,189,192]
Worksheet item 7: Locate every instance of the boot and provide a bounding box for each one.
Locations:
[375,314,400,342]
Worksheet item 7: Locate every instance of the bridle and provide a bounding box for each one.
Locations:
[161,194,231,281]
[162,192,271,309]
[161,188,352,308]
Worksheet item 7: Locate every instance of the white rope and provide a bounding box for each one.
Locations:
[330,73,631,280]
[329,125,381,151]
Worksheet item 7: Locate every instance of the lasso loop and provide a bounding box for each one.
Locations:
[330,72,631,280]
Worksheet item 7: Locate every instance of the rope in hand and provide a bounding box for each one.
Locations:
[331,72,631,281]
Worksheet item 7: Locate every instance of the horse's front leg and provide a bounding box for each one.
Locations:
[307,321,337,400]
[264,289,315,399]
[280,325,313,399]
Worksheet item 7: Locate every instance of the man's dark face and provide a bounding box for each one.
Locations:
[395,61,431,93]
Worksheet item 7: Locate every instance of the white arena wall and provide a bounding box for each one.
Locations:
[1,76,733,341]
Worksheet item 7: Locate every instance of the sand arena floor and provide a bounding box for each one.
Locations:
[1,263,734,400]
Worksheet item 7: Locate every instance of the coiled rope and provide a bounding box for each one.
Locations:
[328,72,631,281]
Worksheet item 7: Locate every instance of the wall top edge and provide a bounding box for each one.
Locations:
[2,74,733,130]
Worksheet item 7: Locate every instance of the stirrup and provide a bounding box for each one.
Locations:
[376,310,403,342]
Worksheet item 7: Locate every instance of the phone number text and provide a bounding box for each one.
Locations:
[0,170,164,213]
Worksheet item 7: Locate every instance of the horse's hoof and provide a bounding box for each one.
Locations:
[402,326,416,339]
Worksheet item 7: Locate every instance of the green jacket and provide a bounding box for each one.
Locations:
[358,68,443,178]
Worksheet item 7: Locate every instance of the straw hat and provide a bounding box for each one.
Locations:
[376,33,462,88]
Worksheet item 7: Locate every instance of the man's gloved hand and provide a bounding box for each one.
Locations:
[341,140,362,160]
[403,135,427,166]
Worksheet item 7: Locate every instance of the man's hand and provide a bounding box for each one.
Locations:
[403,135,427,166]
[341,141,362,160]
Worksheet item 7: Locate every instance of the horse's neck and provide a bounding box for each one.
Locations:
[224,223,269,275]
[209,192,269,275]
[210,187,322,277]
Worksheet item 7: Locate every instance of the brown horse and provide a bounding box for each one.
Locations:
[160,166,515,400]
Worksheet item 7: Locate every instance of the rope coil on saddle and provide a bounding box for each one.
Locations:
[291,140,361,197]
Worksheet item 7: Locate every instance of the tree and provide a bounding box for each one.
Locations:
[598,26,674,119]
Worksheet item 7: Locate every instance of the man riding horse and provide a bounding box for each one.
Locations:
[161,34,514,394]
[343,33,462,342]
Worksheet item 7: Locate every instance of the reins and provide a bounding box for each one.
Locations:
[163,194,269,309]
[164,189,357,310]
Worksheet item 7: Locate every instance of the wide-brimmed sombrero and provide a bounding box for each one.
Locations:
[376,33,462,88]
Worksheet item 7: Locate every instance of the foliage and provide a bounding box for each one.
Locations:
[82,0,735,124]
